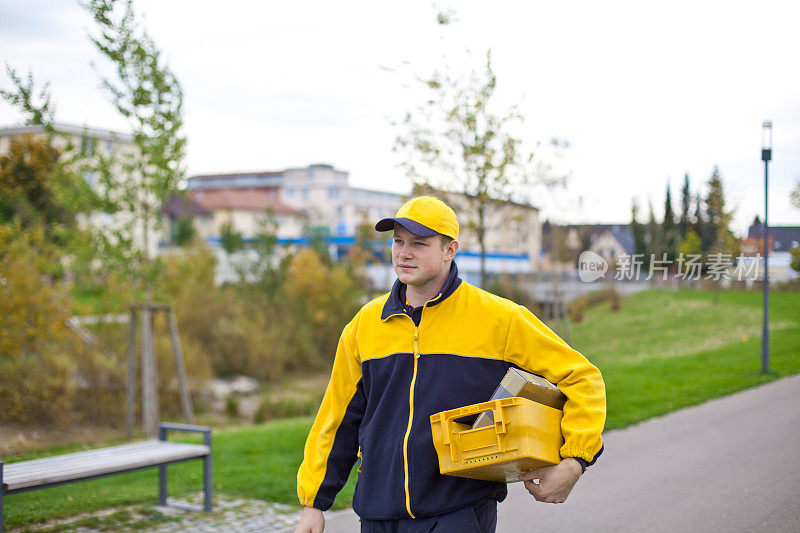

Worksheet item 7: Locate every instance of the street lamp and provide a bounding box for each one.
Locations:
[761,120,772,373]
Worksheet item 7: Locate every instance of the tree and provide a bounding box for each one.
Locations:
[2,0,186,297]
[646,200,661,270]
[83,0,185,290]
[220,222,244,255]
[791,179,800,211]
[395,51,546,286]
[0,134,84,234]
[631,199,647,263]
[679,173,691,239]
[791,247,800,274]
[662,181,679,262]
[692,192,705,249]
[703,166,739,258]
[678,229,703,257]
[172,215,195,246]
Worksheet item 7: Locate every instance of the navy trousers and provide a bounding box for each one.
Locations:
[360,499,497,533]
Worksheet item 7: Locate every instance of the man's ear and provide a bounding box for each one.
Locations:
[445,240,459,261]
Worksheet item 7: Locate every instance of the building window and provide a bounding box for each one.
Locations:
[83,170,97,189]
[80,136,96,156]
[301,188,309,199]
[328,188,340,199]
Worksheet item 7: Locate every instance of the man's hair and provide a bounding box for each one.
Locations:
[439,235,454,249]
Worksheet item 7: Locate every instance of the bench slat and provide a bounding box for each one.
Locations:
[4,442,169,473]
[3,442,210,491]
[6,444,207,480]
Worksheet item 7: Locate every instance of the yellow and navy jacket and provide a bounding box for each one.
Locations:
[297,263,606,520]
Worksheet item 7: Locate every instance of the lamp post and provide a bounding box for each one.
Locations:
[761,120,772,373]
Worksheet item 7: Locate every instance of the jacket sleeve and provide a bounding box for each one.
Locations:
[502,305,606,465]
[297,318,366,510]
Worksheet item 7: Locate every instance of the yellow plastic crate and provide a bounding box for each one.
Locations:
[429,397,563,483]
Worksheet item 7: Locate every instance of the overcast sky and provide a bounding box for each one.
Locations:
[2,0,799,235]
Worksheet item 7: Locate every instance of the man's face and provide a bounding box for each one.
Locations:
[391,224,455,288]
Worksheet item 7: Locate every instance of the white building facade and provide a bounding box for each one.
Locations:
[0,123,164,257]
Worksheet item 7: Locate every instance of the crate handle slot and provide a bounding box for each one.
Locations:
[444,400,517,462]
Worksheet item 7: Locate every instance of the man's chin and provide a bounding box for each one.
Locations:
[395,271,416,285]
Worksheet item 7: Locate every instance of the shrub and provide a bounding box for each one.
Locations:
[161,244,363,382]
[485,274,541,315]
[254,394,324,423]
[568,296,588,323]
[0,223,78,423]
[226,395,240,418]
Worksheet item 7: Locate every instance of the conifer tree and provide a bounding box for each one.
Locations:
[703,166,739,257]
[631,198,647,268]
[692,192,705,250]
[662,181,678,262]
[646,200,661,270]
[679,173,692,239]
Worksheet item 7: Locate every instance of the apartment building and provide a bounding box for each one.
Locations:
[187,164,402,248]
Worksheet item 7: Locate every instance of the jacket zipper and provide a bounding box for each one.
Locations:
[402,324,420,518]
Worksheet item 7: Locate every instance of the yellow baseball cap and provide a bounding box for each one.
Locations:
[375,196,459,241]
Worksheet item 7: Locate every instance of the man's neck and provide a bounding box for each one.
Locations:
[405,266,451,308]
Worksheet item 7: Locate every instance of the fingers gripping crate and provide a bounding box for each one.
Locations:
[429,397,563,483]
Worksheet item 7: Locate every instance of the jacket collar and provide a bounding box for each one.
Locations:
[381,261,462,321]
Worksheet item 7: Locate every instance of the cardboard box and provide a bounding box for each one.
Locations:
[472,368,567,428]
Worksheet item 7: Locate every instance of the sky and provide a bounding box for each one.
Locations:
[1,0,799,236]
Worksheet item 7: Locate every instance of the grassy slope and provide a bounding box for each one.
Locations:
[568,290,799,430]
[5,289,798,528]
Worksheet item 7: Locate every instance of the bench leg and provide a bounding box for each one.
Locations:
[159,464,167,506]
[203,454,212,512]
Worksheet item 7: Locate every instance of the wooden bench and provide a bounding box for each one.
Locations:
[0,423,212,532]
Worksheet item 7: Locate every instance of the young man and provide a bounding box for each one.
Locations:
[296,196,605,533]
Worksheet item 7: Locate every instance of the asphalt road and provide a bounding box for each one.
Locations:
[320,375,800,532]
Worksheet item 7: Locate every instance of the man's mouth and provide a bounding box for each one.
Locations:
[398,265,415,270]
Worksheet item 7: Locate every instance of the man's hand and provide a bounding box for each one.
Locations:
[295,506,324,533]
[518,457,583,504]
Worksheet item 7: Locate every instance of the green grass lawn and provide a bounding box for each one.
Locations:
[569,289,800,429]
[4,289,799,529]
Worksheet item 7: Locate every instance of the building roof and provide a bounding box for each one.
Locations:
[606,226,635,255]
[748,224,800,252]
[163,194,211,217]
[542,222,634,254]
[189,189,303,216]
[189,170,283,180]
[0,122,134,143]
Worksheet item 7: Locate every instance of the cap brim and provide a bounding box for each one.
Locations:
[375,217,438,237]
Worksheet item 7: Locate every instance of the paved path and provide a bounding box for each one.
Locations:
[324,375,800,532]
